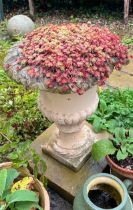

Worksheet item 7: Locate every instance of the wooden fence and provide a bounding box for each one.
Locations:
[0,0,4,21]
[0,0,132,23]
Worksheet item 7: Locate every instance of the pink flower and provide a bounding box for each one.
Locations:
[15,23,130,94]
[5,64,10,70]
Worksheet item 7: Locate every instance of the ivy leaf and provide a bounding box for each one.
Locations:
[15,201,43,210]
[6,190,39,204]
[116,149,128,160]
[92,139,116,161]
[0,169,7,197]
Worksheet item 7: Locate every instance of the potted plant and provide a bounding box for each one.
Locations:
[92,127,133,180]
[0,140,50,210]
[0,162,50,210]
[73,173,133,210]
[4,23,130,170]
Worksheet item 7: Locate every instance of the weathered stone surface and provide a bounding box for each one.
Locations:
[122,58,133,75]
[31,123,107,201]
[41,123,109,171]
[7,15,35,37]
[107,57,133,88]
[107,70,133,88]
[38,86,99,171]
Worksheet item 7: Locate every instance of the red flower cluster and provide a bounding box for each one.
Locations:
[9,24,129,94]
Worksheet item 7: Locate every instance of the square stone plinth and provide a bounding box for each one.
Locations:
[40,123,109,172]
[31,123,108,202]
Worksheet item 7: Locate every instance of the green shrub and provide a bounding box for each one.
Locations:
[0,69,51,143]
[88,88,133,133]
[92,127,133,161]
[0,69,48,181]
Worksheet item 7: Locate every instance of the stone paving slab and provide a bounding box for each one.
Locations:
[107,55,133,88]
[108,70,133,88]
[122,58,133,75]
[31,123,107,202]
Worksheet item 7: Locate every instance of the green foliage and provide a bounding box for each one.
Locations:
[0,40,13,68]
[0,69,49,183]
[92,127,133,161]
[5,169,19,188]
[15,202,42,210]
[0,168,42,210]
[91,88,133,162]
[0,39,51,184]
[6,190,39,204]
[0,168,20,200]
[0,69,51,143]
[88,88,133,133]
[122,36,133,46]
[0,140,47,186]
[114,127,133,160]
[92,139,116,161]
[69,15,78,23]
[0,169,7,198]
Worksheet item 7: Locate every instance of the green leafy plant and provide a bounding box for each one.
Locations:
[0,69,51,143]
[92,127,133,161]
[0,39,49,186]
[88,88,133,133]
[0,70,48,185]
[0,168,42,210]
[122,36,133,46]
[0,40,13,68]
[0,139,47,187]
[69,15,78,23]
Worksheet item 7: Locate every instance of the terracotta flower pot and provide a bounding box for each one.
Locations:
[34,178,50,210]
[0,162,50,210]
[106,155,133,179]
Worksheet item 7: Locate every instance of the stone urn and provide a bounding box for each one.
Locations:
[4,24,129,171]
[4,43,109,171]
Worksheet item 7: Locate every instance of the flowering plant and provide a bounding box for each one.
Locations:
[5,24,129,94]
[0,168,43,210]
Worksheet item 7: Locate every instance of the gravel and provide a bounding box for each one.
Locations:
[48,187,73,210]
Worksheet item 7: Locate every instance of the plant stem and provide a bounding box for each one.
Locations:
[0,132,12,143]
